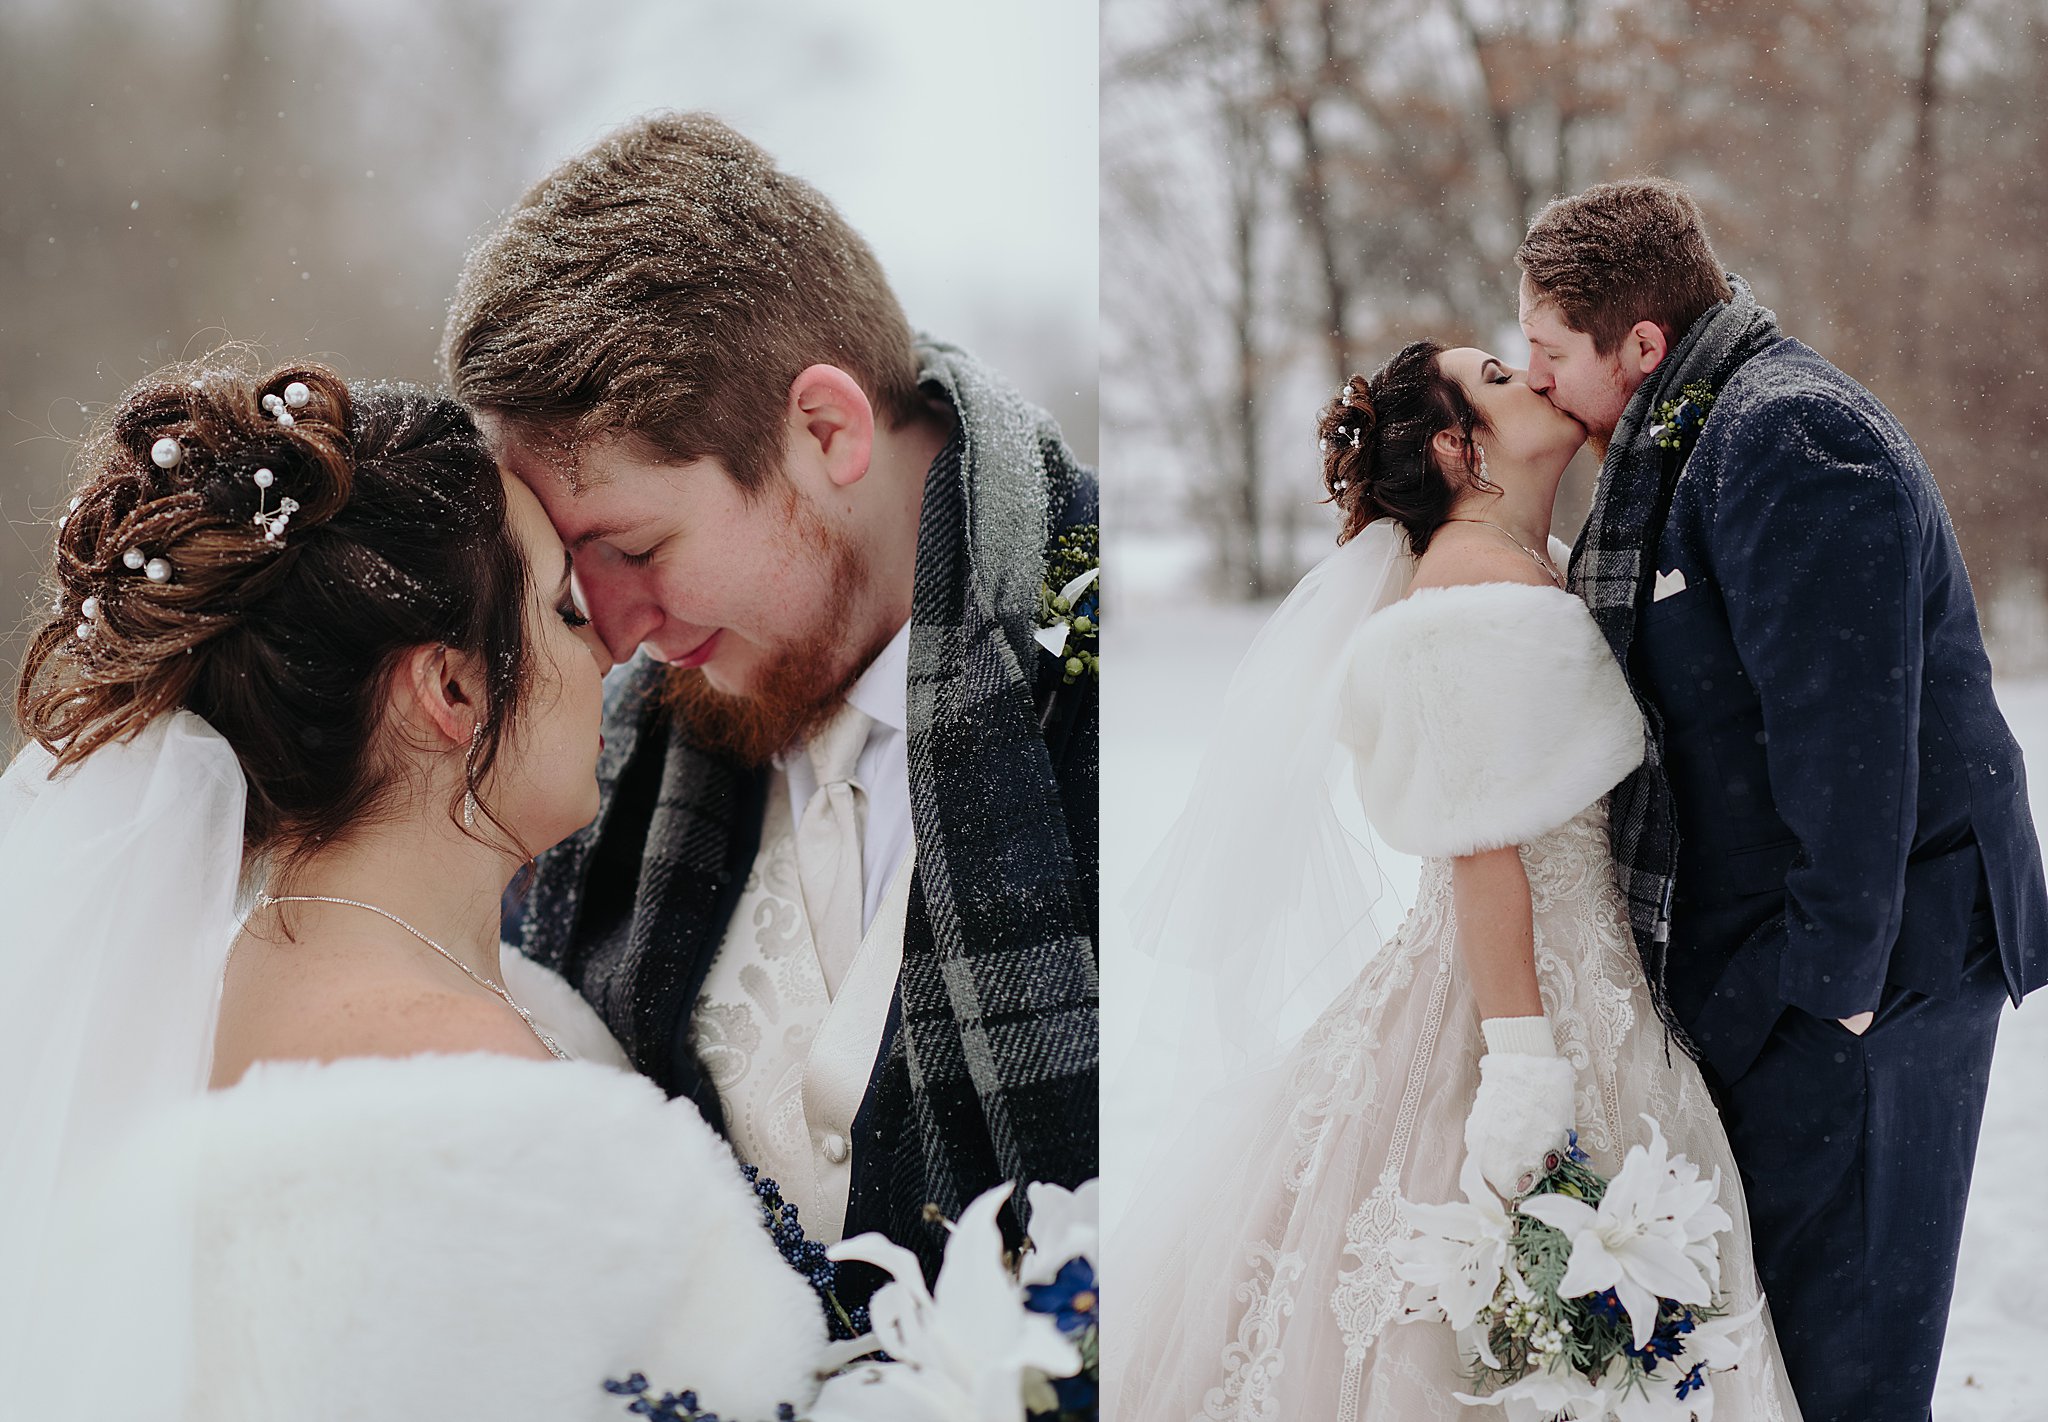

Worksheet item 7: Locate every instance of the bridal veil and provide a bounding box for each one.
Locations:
[0,711,246,1409]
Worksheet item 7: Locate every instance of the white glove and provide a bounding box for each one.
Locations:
[1464,1016,1576,1198]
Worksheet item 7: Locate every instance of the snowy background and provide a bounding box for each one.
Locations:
[1104,545,2048,1420]
[0,0,1097,703]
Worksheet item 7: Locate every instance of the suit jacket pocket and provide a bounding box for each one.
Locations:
[1635,584,1758,735]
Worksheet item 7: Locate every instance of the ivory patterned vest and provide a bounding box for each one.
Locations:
[690,767,915,1242]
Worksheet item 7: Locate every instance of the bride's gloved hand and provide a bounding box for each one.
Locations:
[1464,1015,1576,1198]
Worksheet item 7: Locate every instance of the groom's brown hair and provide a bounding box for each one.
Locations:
[442,112,927,494]
[1516,177,1733,357]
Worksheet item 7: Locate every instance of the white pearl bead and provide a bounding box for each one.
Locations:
[261,394,283,413]
[145,558,172,584]
[151,437,183,469]
[254,467,275,489]
[56,514,67,530]
[276,410,295,428]
[283,381,310,408]
[81,596,100,620]
[75,622,92,640]
[67,495,81,512]
[123,547,146,569]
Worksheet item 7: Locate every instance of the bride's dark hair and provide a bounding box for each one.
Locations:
[1319,339,1497,554]
[16,359,534,872]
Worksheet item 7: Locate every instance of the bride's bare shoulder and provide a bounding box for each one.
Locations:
[210,933,553,1089]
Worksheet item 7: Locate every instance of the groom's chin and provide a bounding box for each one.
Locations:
[658,659,846,768]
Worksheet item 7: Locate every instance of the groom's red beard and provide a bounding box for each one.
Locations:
[658,491,885,767]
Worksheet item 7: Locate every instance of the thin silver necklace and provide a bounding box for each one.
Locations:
[1444,517,1563,587]
[255,892,569,1061]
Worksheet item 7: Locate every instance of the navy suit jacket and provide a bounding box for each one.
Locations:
[1632,338,2048,1081]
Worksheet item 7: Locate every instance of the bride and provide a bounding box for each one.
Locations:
[0,363,827,1418]
[1109,342,1803,1420]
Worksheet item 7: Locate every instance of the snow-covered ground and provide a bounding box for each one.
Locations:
[1104,592,2048,1420]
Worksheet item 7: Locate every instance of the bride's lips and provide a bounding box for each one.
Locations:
[664,628,723,670]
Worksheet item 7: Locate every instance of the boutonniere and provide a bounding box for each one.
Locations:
[1035,524,1100,686]
[1648,380,1719,452]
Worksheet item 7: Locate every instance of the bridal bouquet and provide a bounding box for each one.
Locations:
[1391,1119,1760,1422]
[610,1178,1099,1422]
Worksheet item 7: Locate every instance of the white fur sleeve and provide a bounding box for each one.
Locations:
[1339,583,1645,858]
[78,1055,826,1422]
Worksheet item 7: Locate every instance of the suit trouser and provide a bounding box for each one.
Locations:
[1713,912,2004,1422]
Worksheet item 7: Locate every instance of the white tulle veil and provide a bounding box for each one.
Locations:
[0,710,246,1410]
[1122,520,1416,1125]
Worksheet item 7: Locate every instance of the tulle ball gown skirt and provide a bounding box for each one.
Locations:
[1109,805,1802,1422]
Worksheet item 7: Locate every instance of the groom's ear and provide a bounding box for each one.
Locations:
[787,364,876,490]
[1624,320,1669,378]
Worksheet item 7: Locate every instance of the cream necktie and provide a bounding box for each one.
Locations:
[797,702,871,997]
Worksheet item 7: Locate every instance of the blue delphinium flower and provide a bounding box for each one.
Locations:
[1023,1257,1099,1336]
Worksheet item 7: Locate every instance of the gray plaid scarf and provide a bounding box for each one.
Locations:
[517,338,1098,1282]
[1567,275,1780,1049]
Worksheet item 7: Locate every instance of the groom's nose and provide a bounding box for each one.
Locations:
[1525,355,1554,394]
[575,557,664,665]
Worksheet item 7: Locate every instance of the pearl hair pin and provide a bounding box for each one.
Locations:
[123,548,147,570]
[251,467,298,544]
[145,558,173,584]
[151,437,183,470]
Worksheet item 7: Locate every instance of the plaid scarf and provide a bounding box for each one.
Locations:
[1567,275,1781,1050]
[518,339,1099,1282]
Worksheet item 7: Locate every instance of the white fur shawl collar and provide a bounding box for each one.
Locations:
[64,1053,825,1421]
[1339,581,1645,858]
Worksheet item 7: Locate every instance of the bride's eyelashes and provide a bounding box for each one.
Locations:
[558,600,591,630]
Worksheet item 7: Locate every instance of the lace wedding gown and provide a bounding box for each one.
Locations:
[1111,581,1802,1422]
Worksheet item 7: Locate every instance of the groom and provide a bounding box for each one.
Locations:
[1517,177,2048,1421]
[441,113,1098,1287]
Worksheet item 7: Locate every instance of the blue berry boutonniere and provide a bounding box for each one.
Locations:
[1648,380,1719,452]
[1035,525,1100,686]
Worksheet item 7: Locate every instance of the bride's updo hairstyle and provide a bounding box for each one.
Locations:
[15,360,532,872]
[1318,339,1498,555]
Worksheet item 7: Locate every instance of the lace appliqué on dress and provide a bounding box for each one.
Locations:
[1202,1245,1307,1422]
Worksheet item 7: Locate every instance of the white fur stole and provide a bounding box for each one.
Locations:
[1340,582,1645,858]
[79,1054,826,1421]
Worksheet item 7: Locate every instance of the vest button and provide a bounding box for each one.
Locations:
[821,1131,850,1164]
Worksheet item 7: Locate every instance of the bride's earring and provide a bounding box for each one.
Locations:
[462,726,481,830]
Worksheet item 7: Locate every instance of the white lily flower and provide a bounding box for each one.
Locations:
[1652,1148,1734,1294]
[1033,623,1071,657]
[1457,1363,1617,1421]
[1021,1178,1099,1286]
[1516,1119,1714,1350]
[1391,1153,1513,1331]
[812,1183,1080,1422]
